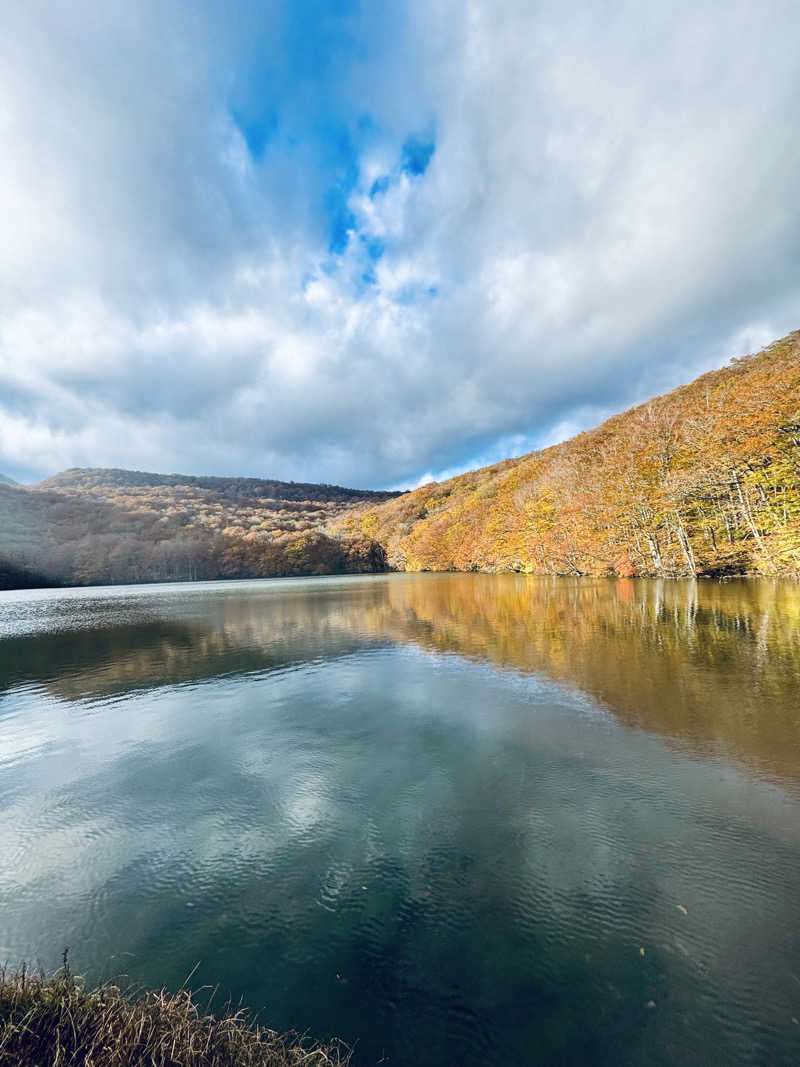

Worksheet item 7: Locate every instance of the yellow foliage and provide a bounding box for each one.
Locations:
[365,331,800,577]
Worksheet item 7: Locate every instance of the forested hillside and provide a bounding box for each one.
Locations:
[3,332,799,589]
[343,331,800,577]
[37,467,391,503]
[0,472,395,589]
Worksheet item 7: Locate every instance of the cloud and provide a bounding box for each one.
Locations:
[0,0,799,487]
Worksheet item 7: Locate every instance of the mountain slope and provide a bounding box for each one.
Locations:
[0,473,18,486]
[343,331,800,577]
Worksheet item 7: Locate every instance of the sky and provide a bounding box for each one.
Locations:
[1,0,799,489]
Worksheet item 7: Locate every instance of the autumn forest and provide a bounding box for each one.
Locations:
[2,331,799,589]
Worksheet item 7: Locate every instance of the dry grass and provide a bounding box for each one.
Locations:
[0,955,350,1067]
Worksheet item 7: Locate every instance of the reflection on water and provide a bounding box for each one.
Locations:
[3,575,799,782]
[0,574,799,1066]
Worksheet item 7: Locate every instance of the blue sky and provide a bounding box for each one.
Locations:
[0,0,799,488]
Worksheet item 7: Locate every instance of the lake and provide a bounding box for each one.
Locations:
[1,573,799,1065]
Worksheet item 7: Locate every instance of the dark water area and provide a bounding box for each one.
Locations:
[1,574,799,1065]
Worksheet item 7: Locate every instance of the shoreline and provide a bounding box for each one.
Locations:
[0,962,349,1067]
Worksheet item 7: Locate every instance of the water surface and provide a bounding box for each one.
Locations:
[1,574,799,1065]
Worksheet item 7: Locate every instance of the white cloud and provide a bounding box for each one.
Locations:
[0,0,799,486]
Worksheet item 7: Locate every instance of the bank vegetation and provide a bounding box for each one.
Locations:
[0,961,348,1067]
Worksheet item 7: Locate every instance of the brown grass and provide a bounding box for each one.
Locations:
[0,955,350,1067]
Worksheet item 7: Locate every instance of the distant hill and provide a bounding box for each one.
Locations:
[37,467,399,504]
[0,473,18,486]
[0,468,398,589]
[340,330,800,577]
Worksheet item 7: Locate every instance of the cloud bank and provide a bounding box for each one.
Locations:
[1,0,799,487]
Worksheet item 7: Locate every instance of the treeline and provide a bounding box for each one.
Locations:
[0,483,387,589]
[38,467,399,504]
[345,331,800,577]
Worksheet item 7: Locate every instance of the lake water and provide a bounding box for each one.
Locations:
[1,573,799,1065]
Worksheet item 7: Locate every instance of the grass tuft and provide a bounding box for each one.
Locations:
[0,955,350,1066]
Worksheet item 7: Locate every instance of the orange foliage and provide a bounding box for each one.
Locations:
[346,331,800,577]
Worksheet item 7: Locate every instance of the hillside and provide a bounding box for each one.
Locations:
[0,473,18,486]
[3,333,799,589]
[341,331,800,577]
[37,467,394,503]
[0,470,397,589]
